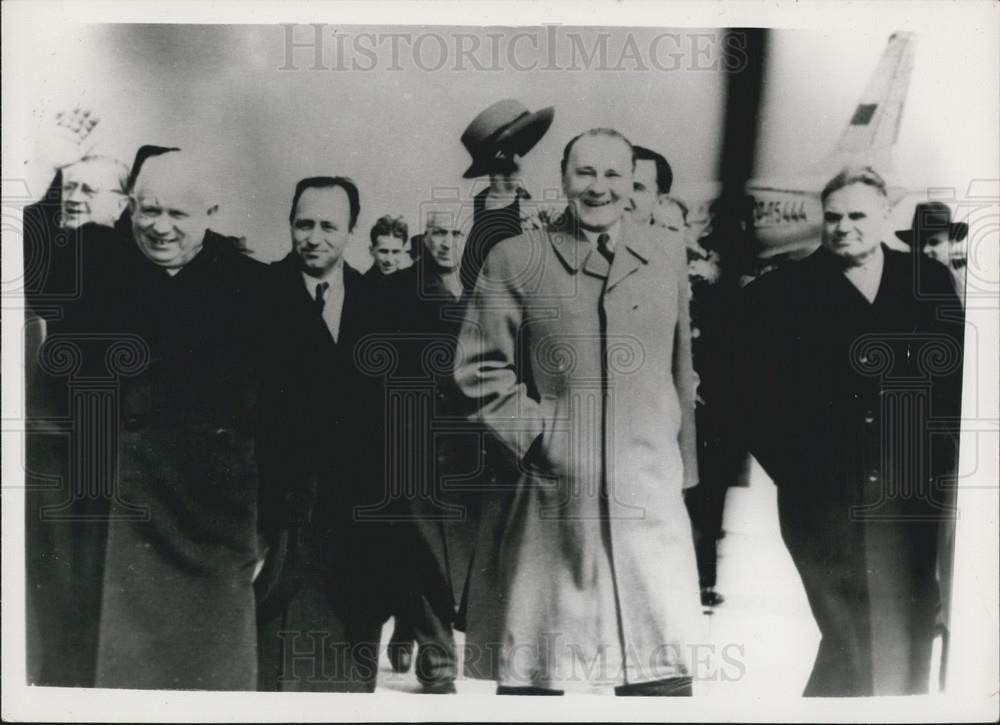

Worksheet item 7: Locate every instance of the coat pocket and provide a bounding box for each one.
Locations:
[522,394,567,477]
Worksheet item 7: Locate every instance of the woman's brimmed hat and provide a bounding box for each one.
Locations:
[895,201,968,245]
[460,99,554,178]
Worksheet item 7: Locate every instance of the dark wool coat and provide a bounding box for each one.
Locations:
[386,258,483,616]
[254,254,408,692]
[732,244,964,696]
[88,230,271,691]
[22,185,119,688]
[25,206,270,690]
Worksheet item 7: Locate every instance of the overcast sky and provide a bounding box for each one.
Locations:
[10,20,998,266]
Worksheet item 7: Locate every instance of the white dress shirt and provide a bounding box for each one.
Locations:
[302,261,346,342]
[580,219,623,257]
[842,244,885,304]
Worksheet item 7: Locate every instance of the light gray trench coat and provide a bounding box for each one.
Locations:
[454,211,701,691]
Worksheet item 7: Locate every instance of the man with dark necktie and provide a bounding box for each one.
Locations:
[255,176,391,692]
[455,128,701,696]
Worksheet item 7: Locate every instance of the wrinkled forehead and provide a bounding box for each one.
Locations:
[132,153,214,211]
[425,212,461,233]
[64,158,125,190]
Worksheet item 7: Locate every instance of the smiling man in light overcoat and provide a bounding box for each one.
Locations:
[454,127,701,696]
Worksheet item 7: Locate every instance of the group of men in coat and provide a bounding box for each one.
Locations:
[22,100,963,698]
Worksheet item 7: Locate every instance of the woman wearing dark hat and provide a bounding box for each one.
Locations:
[458,99,554,292]
[896,201,969,304]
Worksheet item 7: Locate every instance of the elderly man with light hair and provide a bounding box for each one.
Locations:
[22,110,135,688]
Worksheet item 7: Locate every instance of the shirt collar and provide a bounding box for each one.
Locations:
[302,258,345,294]
[579,219,623,251]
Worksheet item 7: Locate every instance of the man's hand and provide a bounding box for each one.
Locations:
[39,107,100,171]
[25,107,102,204]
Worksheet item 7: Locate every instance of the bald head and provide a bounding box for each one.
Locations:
[131,151,216,209]
[129,151,218,270]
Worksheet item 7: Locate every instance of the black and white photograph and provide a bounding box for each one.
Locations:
[2,1,998,722]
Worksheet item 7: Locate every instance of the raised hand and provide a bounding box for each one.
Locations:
[40,107,100,170]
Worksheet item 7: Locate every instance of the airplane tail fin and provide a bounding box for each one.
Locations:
[818,32,917,171]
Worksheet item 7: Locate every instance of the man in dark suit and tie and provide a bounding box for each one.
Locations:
[255,176,391,692]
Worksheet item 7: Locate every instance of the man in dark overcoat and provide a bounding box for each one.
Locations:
[374,209,481,693]
[28,145,271,690]
[21,110,131,687]
[732,166,964,696]
[254,176,397,693]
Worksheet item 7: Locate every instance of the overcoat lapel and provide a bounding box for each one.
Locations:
[548,213,653,288]
[607,219,653,292]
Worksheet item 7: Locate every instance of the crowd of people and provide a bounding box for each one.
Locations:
[22,99,965,697]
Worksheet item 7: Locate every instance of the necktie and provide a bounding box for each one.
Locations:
[597,233,614,264]
[314,281,329,313]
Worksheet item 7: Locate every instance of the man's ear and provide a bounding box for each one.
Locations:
[115,194,129,217]
[207,204,219,217]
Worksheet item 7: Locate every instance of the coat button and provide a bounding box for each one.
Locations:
[864,411,875,424]
[867,469,880,483]
[124,416,141,431]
